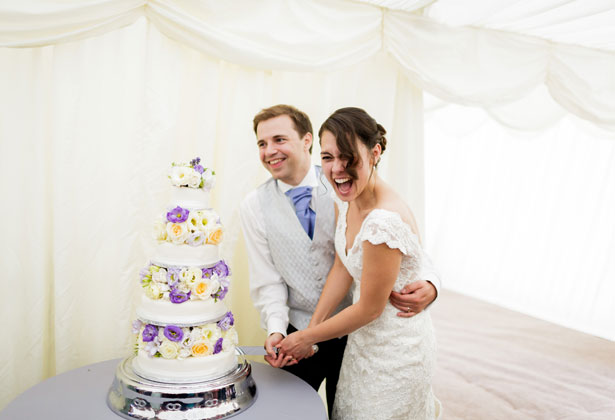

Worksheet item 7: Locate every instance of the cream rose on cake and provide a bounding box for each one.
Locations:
[153,220,167,241]
[159,340,181,359]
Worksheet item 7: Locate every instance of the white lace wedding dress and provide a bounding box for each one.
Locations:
[332,202,442,420]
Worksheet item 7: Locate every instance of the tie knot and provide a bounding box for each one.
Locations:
[286,186,313,210]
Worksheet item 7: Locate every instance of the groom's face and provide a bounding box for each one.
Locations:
[256,115,313,186]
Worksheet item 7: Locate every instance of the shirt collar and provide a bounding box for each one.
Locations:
[277,165,319,194]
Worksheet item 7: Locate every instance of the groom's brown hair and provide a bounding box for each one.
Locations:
[253,104,314,154]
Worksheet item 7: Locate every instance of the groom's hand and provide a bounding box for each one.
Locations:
[264,333,298,368]
[389,280,437,318]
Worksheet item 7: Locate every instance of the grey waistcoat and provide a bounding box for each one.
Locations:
[258,169,352,331]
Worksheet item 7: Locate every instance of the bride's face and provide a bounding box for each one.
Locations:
[320,130,378,202]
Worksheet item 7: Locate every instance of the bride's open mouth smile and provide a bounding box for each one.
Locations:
[334,177,353,194]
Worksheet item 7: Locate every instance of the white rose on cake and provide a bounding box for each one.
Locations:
[169,165,191,187]
[222,328,238,351]
[145,282,163,300]
[153,221,167,241]
[151,268,167,283]
[159,340,180,359]
[187,170,202,188]
[199,324,222,342]
[202,168,215,191]
[186,212,202,233]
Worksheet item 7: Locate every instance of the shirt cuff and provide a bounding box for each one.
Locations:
[267,318,289,337]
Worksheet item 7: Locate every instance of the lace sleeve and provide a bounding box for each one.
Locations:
[361,209,421,257]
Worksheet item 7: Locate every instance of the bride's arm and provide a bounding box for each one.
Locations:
[308,252,353,328]
[308,202,353,328]
[280,241,402,359]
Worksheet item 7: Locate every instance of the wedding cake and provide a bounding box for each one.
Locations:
[130,157,238,383]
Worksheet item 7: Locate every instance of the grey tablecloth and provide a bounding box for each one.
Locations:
[0,358,327,420]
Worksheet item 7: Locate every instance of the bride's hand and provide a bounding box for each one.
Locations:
[279,331,315,361]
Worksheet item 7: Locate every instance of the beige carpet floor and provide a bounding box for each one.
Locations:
[430,290,615,420]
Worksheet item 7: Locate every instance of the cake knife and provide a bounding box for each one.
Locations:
[238,345,318,356]
[238,346,276,356]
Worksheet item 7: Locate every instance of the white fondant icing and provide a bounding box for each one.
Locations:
[136,295,228,326]
[152,242,219,267]
[133,348,237,383]
[169,186,210,209]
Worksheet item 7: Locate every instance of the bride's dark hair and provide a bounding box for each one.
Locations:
[318,107,387,180]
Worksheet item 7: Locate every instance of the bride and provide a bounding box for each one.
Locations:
[279,107,441,419]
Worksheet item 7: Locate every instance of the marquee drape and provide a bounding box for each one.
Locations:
[2,0,614,130]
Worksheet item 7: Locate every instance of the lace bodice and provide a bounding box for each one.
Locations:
[336,203,426,296]
[331,200,441,420]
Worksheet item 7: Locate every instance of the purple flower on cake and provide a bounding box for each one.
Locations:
[132,319,143,334]
[212,286,228,301]
[213,260,230,277]
[166,206,190,223]
[218,275,230,289]
[190,157,201,167]
[213,337,224,355]
[139,267,151,281]
[186,232,206,247]
[167,267,181,286]
[202,266,214,279]
[142,324,159,342]
[164,325,184,342]
[144,338,161,357]
[169,289,190,304]
[193,164,204,174]
[217,311,234,331]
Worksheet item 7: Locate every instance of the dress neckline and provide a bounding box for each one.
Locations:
[340,201,417,257]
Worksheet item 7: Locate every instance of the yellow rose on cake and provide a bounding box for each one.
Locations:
[206,225,224,245]
[192,277,220,300]
[166,222,189,244]
[190,340,213,357]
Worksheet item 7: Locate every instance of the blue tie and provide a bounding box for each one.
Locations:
[285,186,315,239]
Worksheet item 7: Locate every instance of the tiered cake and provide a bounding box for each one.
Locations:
[108,158,256,420]
[131,157,238,383]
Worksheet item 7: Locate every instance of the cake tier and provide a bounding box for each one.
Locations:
[169,185,209,209]
[152,243,219,267]
[133,348,237,383]
[136,295,228,326]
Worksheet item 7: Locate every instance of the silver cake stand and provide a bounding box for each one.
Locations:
[107,349,257,420]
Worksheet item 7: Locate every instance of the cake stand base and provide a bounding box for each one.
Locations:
[107,351,257,420]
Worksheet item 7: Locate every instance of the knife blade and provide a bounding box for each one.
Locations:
[238,346,278,356]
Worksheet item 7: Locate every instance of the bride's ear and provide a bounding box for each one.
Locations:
[371,144,382,166]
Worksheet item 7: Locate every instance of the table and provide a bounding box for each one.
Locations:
[0,358,327,420]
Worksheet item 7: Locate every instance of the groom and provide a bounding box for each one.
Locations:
[239,104,440,415]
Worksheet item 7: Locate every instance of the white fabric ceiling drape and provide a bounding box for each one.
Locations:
[2,0,614,130]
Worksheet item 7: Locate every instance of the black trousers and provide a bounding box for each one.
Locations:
[282,324,348,417]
